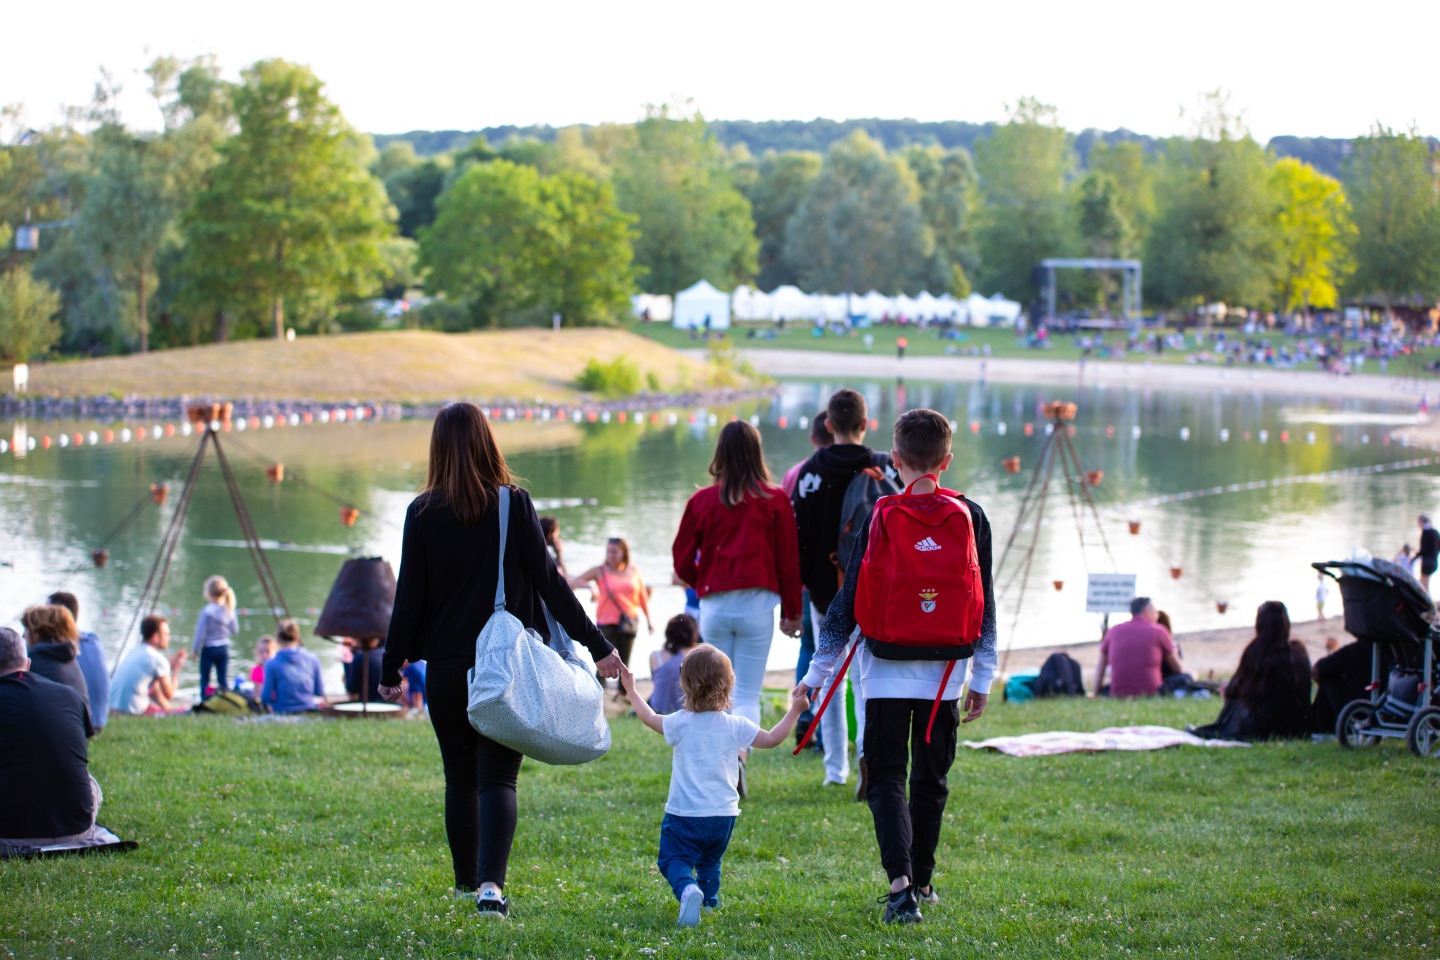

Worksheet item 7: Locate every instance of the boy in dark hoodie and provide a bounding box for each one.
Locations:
[790,388,899,791]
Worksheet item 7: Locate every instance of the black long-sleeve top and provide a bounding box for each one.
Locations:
[381,486,613,685]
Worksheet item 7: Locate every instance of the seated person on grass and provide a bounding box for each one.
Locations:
[0,627,104,848]
[21,604,90,710]
[260,619,325,714]
[47,591,110,733]
[1094,597,1182,698]
[109,615,187,716]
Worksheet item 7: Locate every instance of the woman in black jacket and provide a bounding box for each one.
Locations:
[21,605,91,717]
[1193,601,1312,741]
[380,403,619,918]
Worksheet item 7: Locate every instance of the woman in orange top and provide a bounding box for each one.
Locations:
[570,537,654,688]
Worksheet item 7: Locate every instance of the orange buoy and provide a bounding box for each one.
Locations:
[1052,580,1064,591]
[339,507,360,527]
[150,484,169,505]
[1023,422,1034,436]
[1042,401,1078,421]
[1170,566,1183,580]
[777,416,788,429]
[869,418,879,430]
[1105,425,1116,438]
[1215,600,1229,614]
[91,549,109,568]
[266,463,285,483]
[1086,469,1104,486]
[1002,456,1022,474]
[1128,520,1141,535]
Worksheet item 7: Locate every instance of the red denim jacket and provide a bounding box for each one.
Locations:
[672,484,803,620]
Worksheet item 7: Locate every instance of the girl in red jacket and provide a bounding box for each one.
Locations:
[673,422,803,791]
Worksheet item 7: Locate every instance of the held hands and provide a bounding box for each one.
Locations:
[795,683,816,704]
[788,684,811,714]
[594,652,623,680]
[378,683,404,704]
[617,663,637,698]
[779,616,803,638]
[961,690,989,723]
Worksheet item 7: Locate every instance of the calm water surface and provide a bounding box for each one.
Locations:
[2,376,1435,692]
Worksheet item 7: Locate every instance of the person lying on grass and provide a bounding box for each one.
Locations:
[619,649,808,928]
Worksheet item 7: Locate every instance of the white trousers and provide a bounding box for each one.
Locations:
[813,602,864,784]
[700,588,779,726]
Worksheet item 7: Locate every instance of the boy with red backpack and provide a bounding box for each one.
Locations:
[797,408,996,924]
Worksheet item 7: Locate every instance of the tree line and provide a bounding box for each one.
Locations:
[2,60,1438,364]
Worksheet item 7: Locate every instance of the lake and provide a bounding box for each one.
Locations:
[2,375,1435,693]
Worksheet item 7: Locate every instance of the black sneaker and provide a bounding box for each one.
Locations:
[476,889,508,919]
[880,886,922,924]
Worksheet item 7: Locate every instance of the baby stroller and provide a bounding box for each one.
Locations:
[1313,556,1439,757]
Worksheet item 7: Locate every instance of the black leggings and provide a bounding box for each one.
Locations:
[426,661,524,889]
[599,623,637,683]
[863,698,959,889]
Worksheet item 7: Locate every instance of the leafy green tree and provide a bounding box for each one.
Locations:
[1087,141,1155,246]
[1144,129,1277,309]
[419,161,636,326]
[784,131,932,295]
[1269,158,1353,311]
[178,59,394,339]
[541,171,637,325]
[0,262,63,363]
[903,144,979,294]
[1344,127,1440,305]
[742,151,820,290]
[1073,170,1134,311]
[974,98,1078,301]
[612,104,756,297]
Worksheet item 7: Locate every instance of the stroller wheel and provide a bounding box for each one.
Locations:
[1337,700,1380,749]
[1405,706,1440,758]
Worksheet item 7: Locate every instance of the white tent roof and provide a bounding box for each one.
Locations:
[631,293,673,322]
[768,285,821,320]
[966,292,1023,326]
[673,280,731,329]
[818,294,849,321]
[892,294,920,317]
[857,290,894,318]
[730,285,771,323]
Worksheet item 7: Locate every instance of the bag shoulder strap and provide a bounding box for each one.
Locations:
[493,486,510,613]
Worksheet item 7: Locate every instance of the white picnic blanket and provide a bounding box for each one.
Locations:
[963,725,1248,757]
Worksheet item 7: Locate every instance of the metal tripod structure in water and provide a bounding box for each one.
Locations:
[994,403,1116,676]
[111,415,291,676]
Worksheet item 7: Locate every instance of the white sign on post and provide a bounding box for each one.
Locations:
[1086,573,1137,613]
[12,363,28,393]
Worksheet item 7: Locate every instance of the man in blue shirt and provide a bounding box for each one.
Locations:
[48,592,110,731]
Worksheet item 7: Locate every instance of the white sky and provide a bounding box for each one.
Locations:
[4,0,1436,142]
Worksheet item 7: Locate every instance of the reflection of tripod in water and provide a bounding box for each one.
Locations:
[110,406,289,677]
[993,402,1115,676]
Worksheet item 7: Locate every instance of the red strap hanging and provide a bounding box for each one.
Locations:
[924,660,958,743]
[793,638,861,755]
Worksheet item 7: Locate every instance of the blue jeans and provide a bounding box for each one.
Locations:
[796,589,815,727]
[199,645,231,693]
[657,813,736,907]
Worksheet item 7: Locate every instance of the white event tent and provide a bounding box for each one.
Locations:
[672,280,731,329]
[630,294,672,322]
[768,285,821,321]
[965,292,1024,327]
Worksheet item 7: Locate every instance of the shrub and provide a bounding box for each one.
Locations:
[577,356,643,398]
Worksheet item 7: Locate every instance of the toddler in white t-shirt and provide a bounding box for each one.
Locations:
[621,646,807,927]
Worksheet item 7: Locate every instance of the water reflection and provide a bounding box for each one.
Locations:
[1,377,1435,692]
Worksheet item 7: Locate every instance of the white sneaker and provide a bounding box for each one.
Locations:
[678,884,703,927]
[477,887,508,919]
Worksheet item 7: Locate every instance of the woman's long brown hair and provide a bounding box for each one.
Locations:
[708,420,774,507]
[421,403,516,526]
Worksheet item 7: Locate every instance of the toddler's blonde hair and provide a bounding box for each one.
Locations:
[679,644,733,713]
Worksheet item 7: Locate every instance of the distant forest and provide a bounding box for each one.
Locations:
[372,120,1363,179]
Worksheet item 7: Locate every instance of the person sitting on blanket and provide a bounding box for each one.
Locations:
[0,626,106,848]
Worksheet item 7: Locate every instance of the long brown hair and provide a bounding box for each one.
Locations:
[1229,601,1300,707]
[21,605,79,649]
[421,403,516,526]
[709,421,774,507]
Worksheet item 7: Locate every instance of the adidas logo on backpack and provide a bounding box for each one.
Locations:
[914,537,942,552]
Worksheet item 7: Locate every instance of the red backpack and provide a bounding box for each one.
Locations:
[795,476,983,752]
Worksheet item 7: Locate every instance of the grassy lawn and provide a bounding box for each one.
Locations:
[632,320,1440,374]
[4,696,1437,960]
